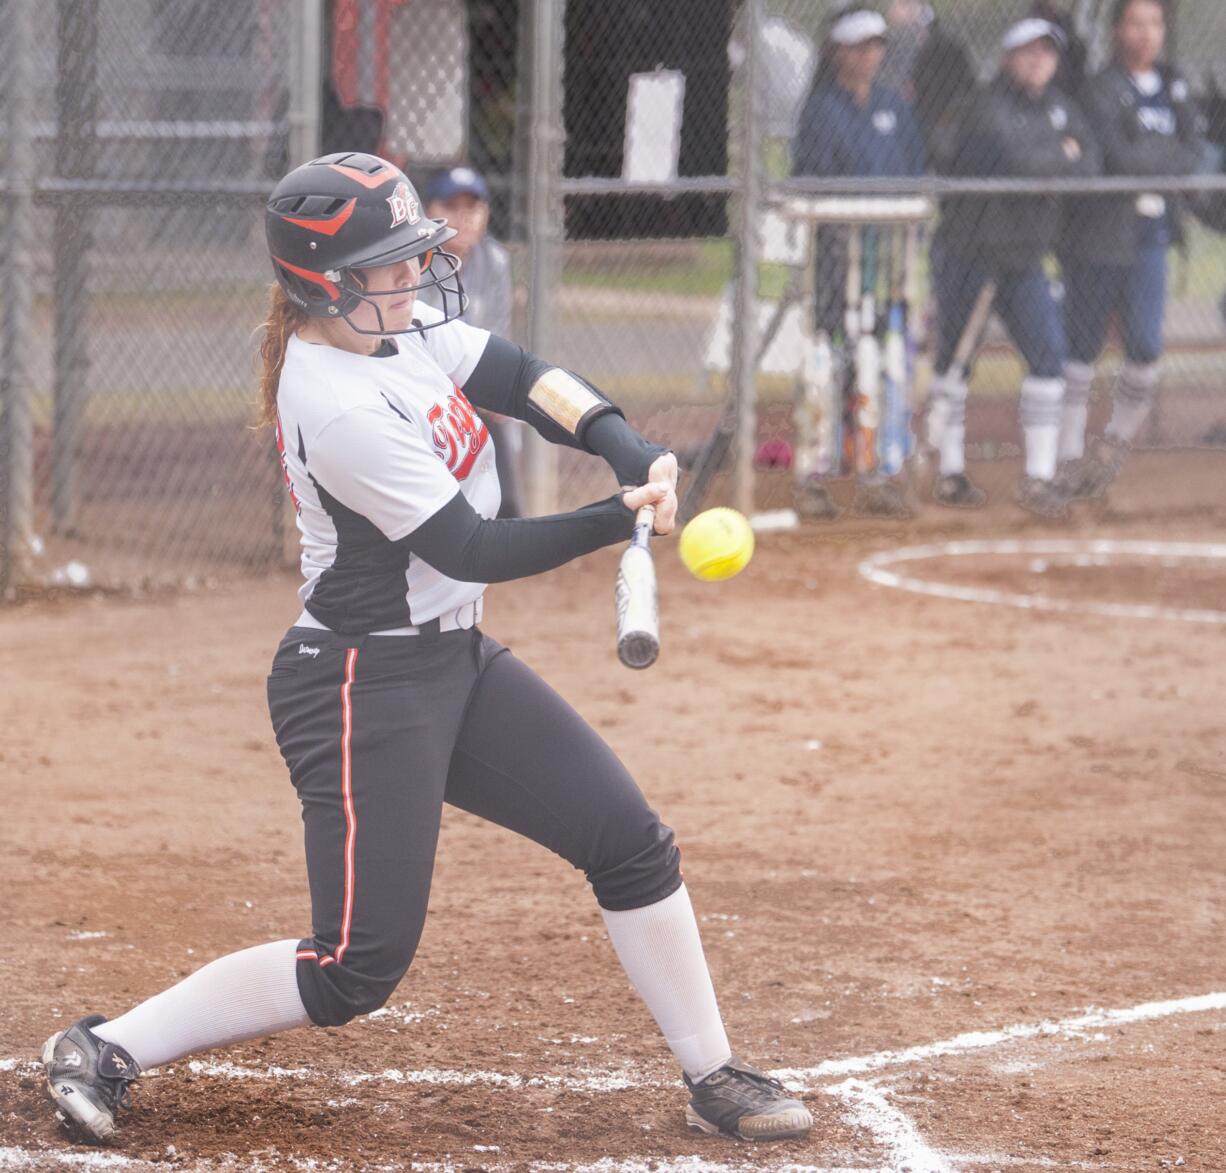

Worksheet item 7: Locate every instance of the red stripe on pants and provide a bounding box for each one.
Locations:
[314,646,359,969]
[335,647,359,964]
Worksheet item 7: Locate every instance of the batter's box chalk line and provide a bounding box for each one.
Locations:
[858,539,1226,624]
[5,990,1223,1172]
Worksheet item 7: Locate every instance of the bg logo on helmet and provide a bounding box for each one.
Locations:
[387,182,421,228]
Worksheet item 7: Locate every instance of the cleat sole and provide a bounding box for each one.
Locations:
[42,1032,116,1143]
[686,1102,814,1142]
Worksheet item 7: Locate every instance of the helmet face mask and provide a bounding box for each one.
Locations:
[266,152,469,336]
[332,247,467,336]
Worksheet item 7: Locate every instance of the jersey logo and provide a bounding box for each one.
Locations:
[1049,105,1068,131]
[1137,106,1176,136]
[872,110,897,135]
[387,182,421,228]
[428,388,490,481]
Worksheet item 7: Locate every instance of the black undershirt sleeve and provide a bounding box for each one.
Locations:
[583,413,670,489]
[462,334,669,486]
[398,489,635,583]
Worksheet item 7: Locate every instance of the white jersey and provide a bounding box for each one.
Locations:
[275,301,500,632]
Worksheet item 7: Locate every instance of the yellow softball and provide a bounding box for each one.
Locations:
[678,508,755,582]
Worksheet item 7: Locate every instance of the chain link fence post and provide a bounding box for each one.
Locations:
[523,0,565,516]
[731,0,765,517]
[289,0,324,167]
[51,0,99,539]
[277,0,324,566]
[0,0,37,596]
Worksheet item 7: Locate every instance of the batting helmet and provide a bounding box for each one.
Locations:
[265,151,465,335]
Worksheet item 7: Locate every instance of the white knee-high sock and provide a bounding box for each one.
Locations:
[91,939,311,1071]
[1107,361,1160,445]
[1020,376,1063,480]
[1059,361,1094,462]
[927,372,969,476]
[601,884,731,1081]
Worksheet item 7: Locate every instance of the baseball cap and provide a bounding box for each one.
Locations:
[1001,17,1066,52]
[830,9,889,45]
[425,165,490,205]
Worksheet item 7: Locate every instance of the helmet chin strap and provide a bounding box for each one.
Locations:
[337,249,468,337]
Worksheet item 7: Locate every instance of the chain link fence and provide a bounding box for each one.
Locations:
[541,0,1226,520]
[2,0,1225,599]
[0,0,321,596]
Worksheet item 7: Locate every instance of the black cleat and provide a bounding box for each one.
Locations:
[684,1056,813,1141]
[854,477,913,519]
[1056,439,1125,501]
[932,472,988,509]
[794,478,840,521]
[1015,476,1070,520]
[42,1015,140,1143]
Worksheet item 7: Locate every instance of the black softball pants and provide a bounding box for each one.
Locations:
[266,625,682,1028]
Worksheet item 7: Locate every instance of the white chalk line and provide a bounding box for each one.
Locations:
[0,1147,1116,1173]
[858,539,1226,624]
[772,990,1226,1083]
[0,1152,876,1173]
[5,989,1219,1173]
[826,1078,953,1173]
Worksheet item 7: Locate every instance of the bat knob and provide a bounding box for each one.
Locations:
[617,631,659,670]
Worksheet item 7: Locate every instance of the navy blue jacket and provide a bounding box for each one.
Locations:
[793,81,927,179]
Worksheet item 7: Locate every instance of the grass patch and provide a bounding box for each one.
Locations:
[31,386,258,429]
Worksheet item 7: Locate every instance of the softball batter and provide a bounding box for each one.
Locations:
[41,153,812,1146]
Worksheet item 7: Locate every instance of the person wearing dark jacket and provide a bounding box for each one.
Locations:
[792,7,926,519]
[927,18,1100,518]
[1031,1,1088,98]
[1057,0,1203,499]
[881,0,978,174]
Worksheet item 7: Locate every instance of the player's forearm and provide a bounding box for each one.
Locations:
[463,334,667,484]
[582,412,669,487]
[405,490,635,583]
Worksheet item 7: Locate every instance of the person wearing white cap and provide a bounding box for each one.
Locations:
[1057,0,1203,501]
[792,5,926,519]
[926,15,1100,519]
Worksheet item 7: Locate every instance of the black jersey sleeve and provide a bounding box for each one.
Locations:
[401,489,636,583]
[462,334,669,485]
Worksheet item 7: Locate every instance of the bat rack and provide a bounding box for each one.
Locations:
[680,196,936,522]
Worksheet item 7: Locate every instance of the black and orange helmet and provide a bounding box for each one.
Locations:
[265,152,465,335]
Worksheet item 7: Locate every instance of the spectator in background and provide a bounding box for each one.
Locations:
[794,9,926,182]
[1057,0,1204,499]
[927,18,1100,518]
[1031,0,1089,96]
[881,0,977,173]
[418,166,524,518]
[792,7,926,519]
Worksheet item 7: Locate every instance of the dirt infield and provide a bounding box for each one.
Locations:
[2,475,1225,1171]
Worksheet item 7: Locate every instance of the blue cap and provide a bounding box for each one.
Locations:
[425,166,490,205]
